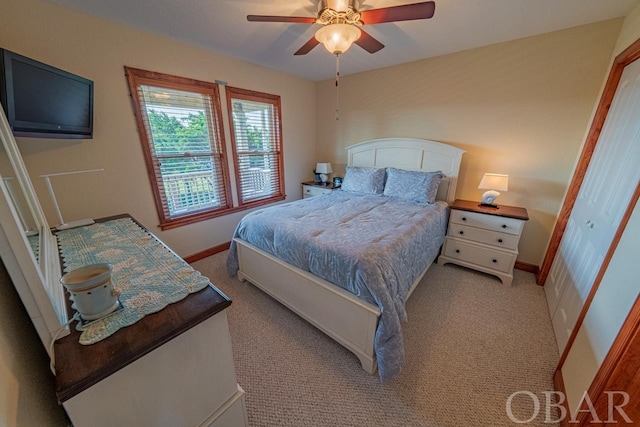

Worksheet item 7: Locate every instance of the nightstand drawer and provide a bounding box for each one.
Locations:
[303,185,331,198]
[450,209,524,236]
[442,238,515,273]
[447,223,520,250]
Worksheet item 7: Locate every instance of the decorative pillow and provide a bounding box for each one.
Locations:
[383,168,445,204]
[341,167,386,195]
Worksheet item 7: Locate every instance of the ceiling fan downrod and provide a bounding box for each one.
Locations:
[335,53,341,120]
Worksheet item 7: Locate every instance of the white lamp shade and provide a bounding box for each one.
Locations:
[315,163,333,174]
[315,24,361,54]
[478,173,509,192]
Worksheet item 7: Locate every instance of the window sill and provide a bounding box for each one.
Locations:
[158,194,286,230]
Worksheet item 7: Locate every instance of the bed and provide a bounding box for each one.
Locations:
[227,138,464,382]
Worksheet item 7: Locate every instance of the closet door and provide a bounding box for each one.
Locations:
[546,58,640,353]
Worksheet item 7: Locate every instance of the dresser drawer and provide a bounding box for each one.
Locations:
[450,209,524,236]
[302,185,331,198]
[442,238,516,273]
[447,223,520,250]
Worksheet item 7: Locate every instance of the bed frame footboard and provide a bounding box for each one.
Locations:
[235,238,380,373]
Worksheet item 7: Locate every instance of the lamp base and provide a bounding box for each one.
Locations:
[479,203,499,209]
[480,190,501,207]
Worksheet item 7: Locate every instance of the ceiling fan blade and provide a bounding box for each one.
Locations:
[359,1,435,25]
[355,29,385,54]
[247,15,316,24]
[294,36,320,55]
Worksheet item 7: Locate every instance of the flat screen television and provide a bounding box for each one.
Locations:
[0,49,93,139]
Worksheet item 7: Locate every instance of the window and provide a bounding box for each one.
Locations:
[125,68,286,229]
[226,87,285,207]
[125,67,231,229]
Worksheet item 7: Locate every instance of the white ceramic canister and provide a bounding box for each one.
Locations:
[60,263,120,321]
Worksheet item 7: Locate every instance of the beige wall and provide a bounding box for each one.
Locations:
[614,0,640,56]
[0,0,317,258]
[572,1,640,185]
[316,19,622,266]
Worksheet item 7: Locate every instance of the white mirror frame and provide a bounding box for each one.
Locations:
[0,106,68,355]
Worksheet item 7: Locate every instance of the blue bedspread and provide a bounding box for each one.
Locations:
[227,191,448,382]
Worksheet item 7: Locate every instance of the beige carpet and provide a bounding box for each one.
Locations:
[193,252,560,427]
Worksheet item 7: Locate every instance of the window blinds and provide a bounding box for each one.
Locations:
[137,85,228,218]
[229,95,283,204]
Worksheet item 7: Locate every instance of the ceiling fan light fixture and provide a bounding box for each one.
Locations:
[315,23,361,54]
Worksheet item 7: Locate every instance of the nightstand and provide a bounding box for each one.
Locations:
[302,181,335,198]
[438,199,529,286]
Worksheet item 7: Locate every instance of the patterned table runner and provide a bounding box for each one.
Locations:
[57,217,211,345]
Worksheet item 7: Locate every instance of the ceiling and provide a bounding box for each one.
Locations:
[46,0,637,81]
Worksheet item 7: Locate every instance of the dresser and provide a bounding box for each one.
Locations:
[438,200,529,286]
[302,181,335,198]
[54,215,248,427]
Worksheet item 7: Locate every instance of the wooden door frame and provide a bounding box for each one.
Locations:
[538,37,640,286]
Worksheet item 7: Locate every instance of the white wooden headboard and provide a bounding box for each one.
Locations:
[346,138,465,204]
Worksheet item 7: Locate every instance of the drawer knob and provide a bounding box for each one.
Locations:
[501,224,507,229]
[462,217,467,221]
[459,231,464,235]
[498,238,503,243]
[455,249,460,253]
[492,259,498,263]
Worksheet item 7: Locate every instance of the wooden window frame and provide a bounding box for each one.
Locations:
[226,86,286,209]
[125,67,233,230]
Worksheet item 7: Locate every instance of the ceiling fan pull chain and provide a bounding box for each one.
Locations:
[335,53,340,121]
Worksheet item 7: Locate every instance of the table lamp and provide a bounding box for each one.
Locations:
[478,173,509,208]
[315,163,333,184]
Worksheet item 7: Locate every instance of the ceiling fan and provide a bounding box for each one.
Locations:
[247,0,436,56]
